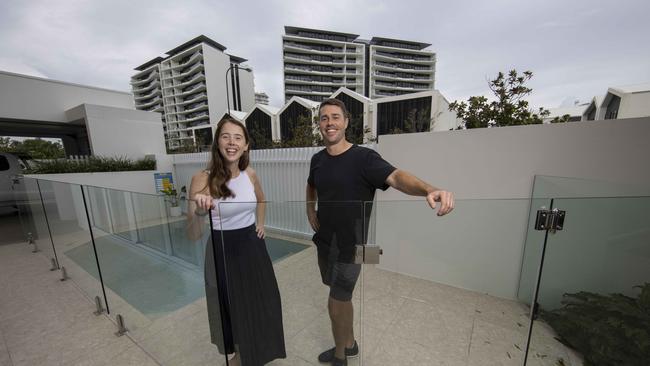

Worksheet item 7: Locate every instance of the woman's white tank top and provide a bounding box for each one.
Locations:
[211,171,257,230]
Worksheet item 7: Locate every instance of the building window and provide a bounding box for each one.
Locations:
[586,105,597,121]
[377,96,432,135]
[604,95,620,119]
[246,109,274,149]
[335,94,364,144]
[280,103,311,142]
[194,127,213,150]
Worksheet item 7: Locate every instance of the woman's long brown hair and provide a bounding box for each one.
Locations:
[206,117,250,198]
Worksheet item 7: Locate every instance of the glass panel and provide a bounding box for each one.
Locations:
[86,186,112,233]
[527,196,650,366]
[532,174,650,199]
[11,177,36,240]
[217,200,359,365]
[365,199,536,366]
[36,180,105,304]
[131,192,169,253]
[106,188,137,242]
[94,187,225,365]
[13,177,55,261]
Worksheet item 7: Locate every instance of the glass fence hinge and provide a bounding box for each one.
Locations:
[354,244,383,264]
[535,208,566,232]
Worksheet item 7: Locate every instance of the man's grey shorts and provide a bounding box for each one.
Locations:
[317,252,361,301]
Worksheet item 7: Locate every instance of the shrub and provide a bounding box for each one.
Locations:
[541,283,650,366]
[25,156,156,174]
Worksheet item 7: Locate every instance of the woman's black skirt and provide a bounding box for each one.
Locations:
[204,224,286,365]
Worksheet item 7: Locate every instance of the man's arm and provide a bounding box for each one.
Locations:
[385,169,454,216]
[305,183,319,231]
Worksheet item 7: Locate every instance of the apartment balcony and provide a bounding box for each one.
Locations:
[283,42,344,54]
[166,102,208,117]
[147,105,164,113]
[162,73,205,91]
[373,89,401,97]
[133,88,162,101]
[132,80,160,94]
[285,75,343,86]
[374,61,433,74]
[130,70,159,86]
[161,62,204,81]
[167,92,208,107]
[374,71,420,81]
[166,82,206,97]
[285,86,333,96]
[284,65,344,76]
[178,110,210,123]
[373,50,434,64]
[136,96,162,109]
[284,54,344,66]
[374,81,431,92]
[178,61,204,76]
[161,51,203,71]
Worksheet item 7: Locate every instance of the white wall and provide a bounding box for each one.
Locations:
[203,46,232,122]
[620,91,650,119]
[431,93,461,131]
[375,117,650,299]
[79,104,167,163]
[0,71,133,123]
[237,68,256,112]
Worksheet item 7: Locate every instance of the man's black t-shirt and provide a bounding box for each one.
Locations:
[308,145,396,261]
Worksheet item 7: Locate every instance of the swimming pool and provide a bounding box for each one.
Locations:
[65,228,309,318]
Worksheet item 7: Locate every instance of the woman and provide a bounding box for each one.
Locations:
[187,117,286,366]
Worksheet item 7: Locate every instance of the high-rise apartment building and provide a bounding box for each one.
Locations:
[367,37,436,99]
[282,27,435,102]
[255,92,270,105]
[131,35,255,150]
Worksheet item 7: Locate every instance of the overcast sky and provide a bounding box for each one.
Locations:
[1,0,649,110]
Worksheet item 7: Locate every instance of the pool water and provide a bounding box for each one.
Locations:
[65,231,309,318]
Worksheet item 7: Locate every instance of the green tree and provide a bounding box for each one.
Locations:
[0,137,13,151]
[0,137,65,159]
[249,129,275,150]
[550,114,572,123]
[386,107,432,135]
[281,115,322,148]
[167,138,198,154]
[449,70,552,129]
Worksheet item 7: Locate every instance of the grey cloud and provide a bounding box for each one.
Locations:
[1,0,648,109]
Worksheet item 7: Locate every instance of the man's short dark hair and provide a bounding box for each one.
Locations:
[319,98,350,119]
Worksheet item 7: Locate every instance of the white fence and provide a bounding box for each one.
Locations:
[173,147,367,237]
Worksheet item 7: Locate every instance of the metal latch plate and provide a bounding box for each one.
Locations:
[354,244,383,264]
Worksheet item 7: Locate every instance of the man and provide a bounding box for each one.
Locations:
[306,98,454,366]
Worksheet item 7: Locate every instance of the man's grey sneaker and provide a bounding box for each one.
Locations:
[317,341,359,363]
[332,356,347,366]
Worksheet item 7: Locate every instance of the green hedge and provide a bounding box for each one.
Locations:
[26,156,156,174]
[541,283,650,366]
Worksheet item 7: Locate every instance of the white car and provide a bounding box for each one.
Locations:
[0,152,23,209]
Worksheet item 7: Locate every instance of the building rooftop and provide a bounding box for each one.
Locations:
[165,34,227,55]
[370,36,431,50]
[134,56,165,72]
[608,82,650,95]
[284,26,359,42]
[257,104,280,115]
[227,54,248,64]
